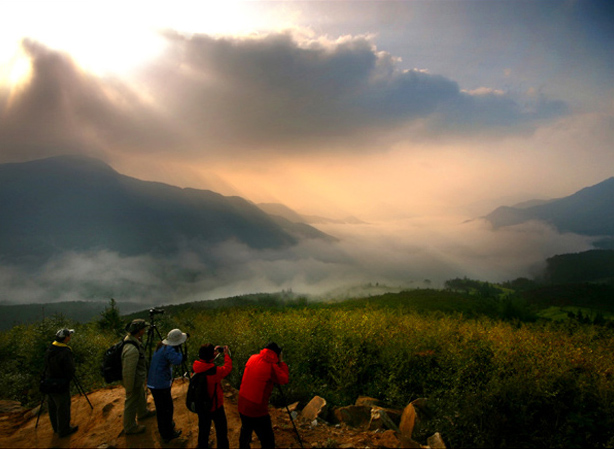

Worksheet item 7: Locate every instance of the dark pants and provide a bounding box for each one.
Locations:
[198,406,229,449]
[150,387,174,439]
[48,390,71,435]
[239,413,274,449]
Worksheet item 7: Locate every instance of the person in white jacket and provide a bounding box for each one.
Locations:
[122,319,156,435]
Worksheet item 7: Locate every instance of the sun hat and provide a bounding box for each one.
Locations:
[55,328,74,340]
[126,319,150,334]
[163,329,187,346]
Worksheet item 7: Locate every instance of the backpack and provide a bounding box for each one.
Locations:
[100,339,138,383]
[186,367,217,413]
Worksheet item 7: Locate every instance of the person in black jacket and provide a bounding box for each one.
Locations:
[44,328,78,437]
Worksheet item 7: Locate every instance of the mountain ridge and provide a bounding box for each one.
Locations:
[484,176,614,236]
[0,155,333,262]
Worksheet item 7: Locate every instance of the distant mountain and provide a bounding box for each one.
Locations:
[0,155,332,262]
[484,177,614,236]
[257,202,366,225]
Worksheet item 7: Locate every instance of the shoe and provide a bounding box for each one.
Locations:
[163,429,182,443]
[59,425,78,437]
[125,425,146,435]
[140,409,157,419]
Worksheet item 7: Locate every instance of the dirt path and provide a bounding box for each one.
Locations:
[0,380,402,448]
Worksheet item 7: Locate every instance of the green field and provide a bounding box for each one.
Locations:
[3,284,614,448]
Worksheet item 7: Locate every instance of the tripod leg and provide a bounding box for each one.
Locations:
[73,376,93,409]
[35,394,45,429]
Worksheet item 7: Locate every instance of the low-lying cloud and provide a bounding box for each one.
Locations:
[0,217,594,307]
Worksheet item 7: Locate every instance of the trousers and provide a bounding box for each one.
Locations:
[150,387,175,439]
[239,413,275,449]
[198,405,229,449]
[48,390,71,435]
[123,381,148,432]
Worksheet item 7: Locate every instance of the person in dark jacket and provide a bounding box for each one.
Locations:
[238,342,289,449]
[122,319,156,435]
[44,328,78,437]
[147,328,187,443]
[193,344,232,449]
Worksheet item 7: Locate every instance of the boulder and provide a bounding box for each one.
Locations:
[301,396,329,422]
[427,432,446,448]
[355,396,385,408]
[331,405,372,428]
[0,400,25,414]
[378,429,402,448]
[399,403,417,438]
[368,407,399,431]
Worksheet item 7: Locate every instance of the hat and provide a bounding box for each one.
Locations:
[126,319,149,334]
[265,341,282,355]
[55,328,74,340]
[163,329,187,346]
[199,344,215,361]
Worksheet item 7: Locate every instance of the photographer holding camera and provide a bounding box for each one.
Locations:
[147,328,188,443]
[193,343,232,449]
[238,342,289,448]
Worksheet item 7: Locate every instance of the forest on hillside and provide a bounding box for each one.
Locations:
[2,283,614,448]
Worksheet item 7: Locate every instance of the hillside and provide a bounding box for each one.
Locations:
[0,380,442,448]
[0,155,332,261]
[484,176,614,236]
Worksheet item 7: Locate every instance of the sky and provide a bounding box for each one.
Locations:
[1,0,613,303]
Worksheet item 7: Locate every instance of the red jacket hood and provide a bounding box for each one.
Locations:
[259,348,280,363]
[193,358,215,374]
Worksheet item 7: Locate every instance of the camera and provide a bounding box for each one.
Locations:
[149,308,165,315]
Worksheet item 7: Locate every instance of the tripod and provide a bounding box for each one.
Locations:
[143,308,165,362]
[277,384,304,448]
[35,375,92,429]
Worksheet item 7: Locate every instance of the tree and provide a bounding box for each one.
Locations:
[98,298,124,335]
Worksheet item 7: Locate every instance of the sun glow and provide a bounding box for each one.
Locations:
[1,1,288,83]
[0,49,32,88]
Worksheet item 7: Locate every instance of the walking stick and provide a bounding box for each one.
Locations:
[73,375,93,409]
[276,384,304,449]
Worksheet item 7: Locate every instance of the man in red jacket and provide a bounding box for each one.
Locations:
[193,344,232,449]
[238,342,289,449]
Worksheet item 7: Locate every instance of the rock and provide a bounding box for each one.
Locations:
[399,403,417,438]
[287,401,300,412]
[411,398,434,420]
[368,407,399,432]
[379,429,402,448]
[355,396,385,408]
[331,405,372,428]
[0,400,26,414]
[427,432,446,448]
[301,396,329,422]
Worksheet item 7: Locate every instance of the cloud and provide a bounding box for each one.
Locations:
[0,217,595,306]
[0,39,176,162]
[0,32,568,164]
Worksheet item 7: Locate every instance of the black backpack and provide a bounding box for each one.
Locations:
[186,367,217,413]
[101,339,138,383]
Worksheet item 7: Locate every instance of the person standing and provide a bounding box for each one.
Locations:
[44,328,78,437]
[122,319,156,435]
[147,328,187,443]
[238,342,289,449]
[193,344,232,449]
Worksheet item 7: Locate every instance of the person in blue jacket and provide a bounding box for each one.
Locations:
[147,328,187,443]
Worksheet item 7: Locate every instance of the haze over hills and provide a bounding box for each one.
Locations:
[0,155,332,262]
[484,177,614,237]
[257,202,366,225]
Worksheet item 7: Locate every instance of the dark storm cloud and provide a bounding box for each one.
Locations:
[149,31,568,153]
[0,32,568,163]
